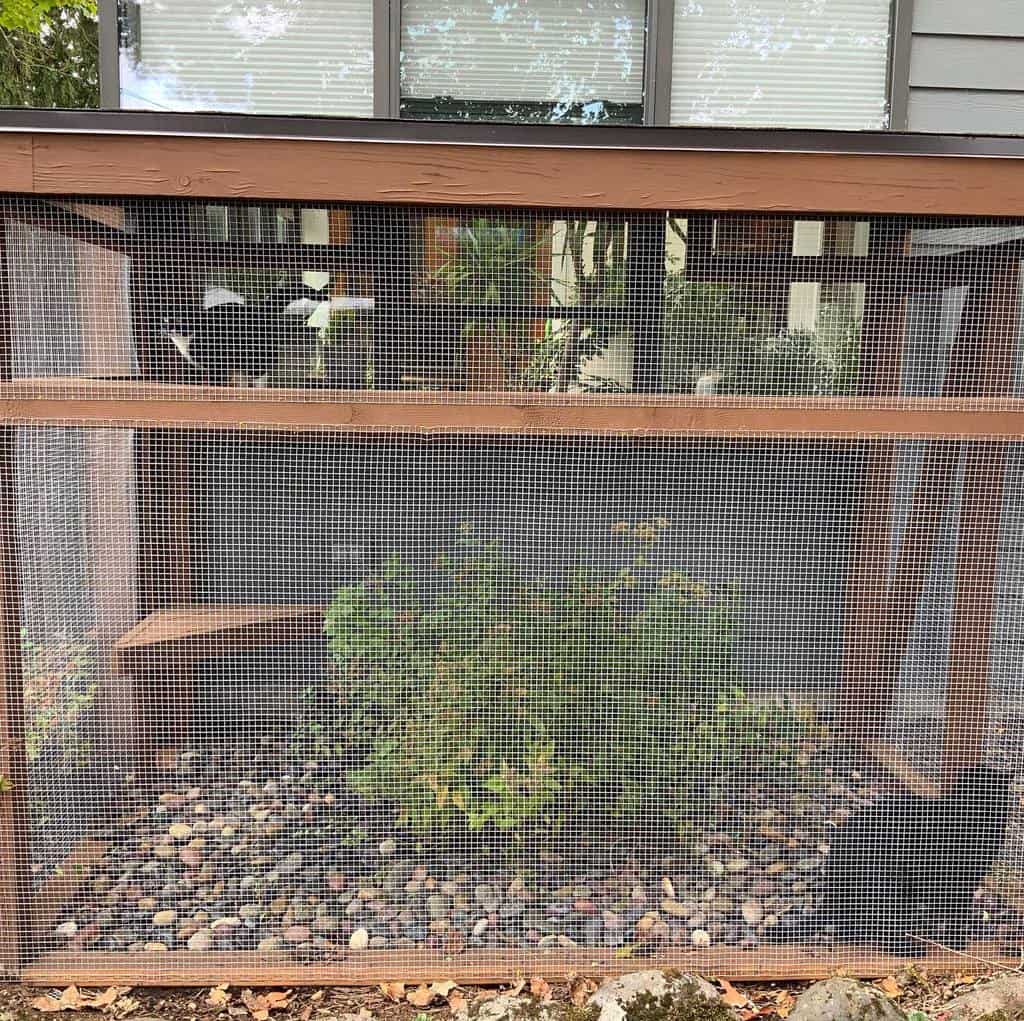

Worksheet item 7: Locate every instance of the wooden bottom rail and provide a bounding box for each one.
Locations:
[21,943,1019,986]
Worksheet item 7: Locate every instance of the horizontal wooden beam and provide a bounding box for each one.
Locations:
[2,382,1024,438]
[3,130,1024,215]
[21,943,1021,986]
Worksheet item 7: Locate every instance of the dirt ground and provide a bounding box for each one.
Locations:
[0,968,1008,1021]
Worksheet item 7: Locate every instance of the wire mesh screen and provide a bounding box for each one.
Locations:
[4,197,1024,404]
[3,190,1024,982]
[7,426,1024,979]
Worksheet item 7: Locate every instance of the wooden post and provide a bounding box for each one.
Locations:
[942,260,1020,779]
[0,216,31,976]
[841,219,906,739]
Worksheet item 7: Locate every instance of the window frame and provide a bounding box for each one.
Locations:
[105,0,910,130]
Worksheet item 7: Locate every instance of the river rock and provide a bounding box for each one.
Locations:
[788,978,905,1021]
[588,971,721,1021]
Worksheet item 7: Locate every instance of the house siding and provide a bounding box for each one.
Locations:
[908,0,1024,133]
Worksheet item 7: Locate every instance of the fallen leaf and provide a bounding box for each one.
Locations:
[529,978,552,1002]
[30,995,64,1013]
[720,980,749,1009]
[774,989,796,1019]
[240,989,293,1021]
[91,987,128,1010]
[876,976,902,999]
[569,976,597,1007]
[613,943,636,958]
[447,990,468,1015]
[379,983,406,1003]
[407,985,437,1008]
[309,991,325,1003]
[207,986,232,1008]
[298,1006,313,1021]
[115,996,141,1016]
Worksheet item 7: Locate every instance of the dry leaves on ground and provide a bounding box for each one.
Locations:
[720,980,750,1010]
[378,983,406,1004]
[239,989,293,1021]
[31,987,132,1013]
[876,976,903,999]
[529,978,553,1002]
[406,981,457,1007]
[568,976,598,1007]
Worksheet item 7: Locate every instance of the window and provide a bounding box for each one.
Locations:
[669,0,892,130]
[114,0,897,130]
[119,0,373,116]
[399,0,646,124]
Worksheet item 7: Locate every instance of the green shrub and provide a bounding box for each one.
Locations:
[322,521,809,833]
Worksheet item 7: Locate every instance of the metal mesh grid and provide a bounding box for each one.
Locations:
[6,426,1024,979]
[4,197,1024,405]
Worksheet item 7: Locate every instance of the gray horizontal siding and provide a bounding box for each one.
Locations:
[910,35,1024,91]
[913,0,1024,37]
[908,88,1024,134]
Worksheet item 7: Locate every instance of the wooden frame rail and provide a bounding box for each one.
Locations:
[1,116,1024,213]
[2,382,1024,438]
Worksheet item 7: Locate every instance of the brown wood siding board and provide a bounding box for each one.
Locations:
[4,132,1024,215]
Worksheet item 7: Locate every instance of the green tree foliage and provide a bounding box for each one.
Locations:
[0,0,99,108]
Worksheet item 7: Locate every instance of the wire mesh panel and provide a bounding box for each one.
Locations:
[4,197,1024,405]
[2,187,1024,983]
[5,426,1023,980]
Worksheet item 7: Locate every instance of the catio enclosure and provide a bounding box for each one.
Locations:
[2,112,1024,986]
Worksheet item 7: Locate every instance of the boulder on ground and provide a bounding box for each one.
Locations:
[788,978,906,1021]
[939,973,1024,1020]
[588,971,723,1021]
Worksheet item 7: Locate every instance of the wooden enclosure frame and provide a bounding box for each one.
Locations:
[2,112,1024,985]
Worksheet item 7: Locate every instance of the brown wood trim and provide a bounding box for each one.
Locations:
[30,837,109,939]
[21,943,1022,986]
[3,390,1024,438]
[0,428,28,976]
[0,131,1021,214]
[858,739,941,799]
[943,261,1020,779]
[0,134,33,195]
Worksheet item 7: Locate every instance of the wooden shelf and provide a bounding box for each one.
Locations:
[4,378,1024,438]
[112,604,324,675]
[22,942,1021,986]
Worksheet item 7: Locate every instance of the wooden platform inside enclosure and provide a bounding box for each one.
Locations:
[111,604,325,672]
[22,944,1024,986]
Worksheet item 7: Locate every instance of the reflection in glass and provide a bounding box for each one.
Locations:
[400,0,645,124]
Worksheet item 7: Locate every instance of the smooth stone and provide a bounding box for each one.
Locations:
[349,927,369,950]
[283,924,310,943]
[257,936,282,952]
[152,909,177,927]
[168,822,192,840]
[279,852,303,874]
[741,899,764,926]
[187,930,211,951]
[313,915,339,934]
[788,978,904,1021]
[143,942,168,951]
[55,920,78,938]
[379,838,397,855]
[691,928,712,947]
[660,898,688,918]
[426,894,449,920]
[725,857,750,872]
[472,918,488,938]
[475,883,500,911]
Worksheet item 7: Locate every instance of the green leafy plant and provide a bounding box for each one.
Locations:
[0,1,98,108]
[661,273,861,396]
[322,521,809,834]
[22,633,96,765]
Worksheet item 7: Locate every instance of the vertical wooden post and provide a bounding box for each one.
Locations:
[942,259,1019,779]
[0,216,31,976]
[841,219,906,739]
[628,211,668,392]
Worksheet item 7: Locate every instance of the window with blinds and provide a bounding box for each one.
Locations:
[670,0,892,130]
[399,0,646,124]
[119,0,373,117]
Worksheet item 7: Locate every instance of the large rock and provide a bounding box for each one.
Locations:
[789,978,906,1021]
[588,971,722,1021]
[472,995,554,1021]
[940,973,1024,1019]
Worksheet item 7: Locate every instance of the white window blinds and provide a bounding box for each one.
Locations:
[122,0,373,117]
[670,0,891,129]
[400,0,645,110]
